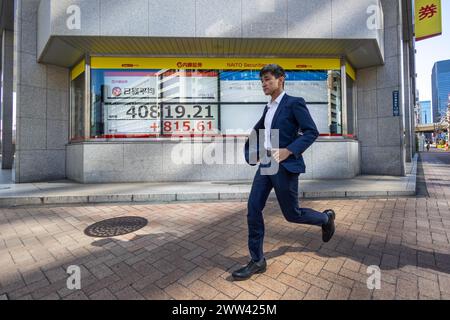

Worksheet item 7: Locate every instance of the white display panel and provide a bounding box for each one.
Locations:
[102,71,220,135]
[161,71,218,102]
[220,105,267,134]
[285,81,328,103]
[220,104,328,134]
[104,103,161,134]
[307,104,330,134]
[103,71,159,134]
[161,71,219,135]
[161,104,219,134]
[103,71,158,103]
[219,71,330,134]
[220,72,266,134]
[220,80,327,104]
[96,69,335,136]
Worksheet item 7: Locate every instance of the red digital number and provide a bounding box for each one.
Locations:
[197,121,205,131]
[183,121,191,131]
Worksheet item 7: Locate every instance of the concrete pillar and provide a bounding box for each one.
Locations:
[13,0,69,183]
[1,30,14,169]
[403,42,412,162]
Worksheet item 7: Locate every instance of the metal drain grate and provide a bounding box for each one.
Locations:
[84,217,148,238]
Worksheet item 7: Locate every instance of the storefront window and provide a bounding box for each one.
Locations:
[89,67,342,139]
[70,72,85,141]
[91,69,219,138]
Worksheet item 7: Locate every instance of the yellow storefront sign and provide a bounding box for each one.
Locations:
[70,58,85,81]
[90,57,341,71]
[415,0,442,41]
[86,56,356,80]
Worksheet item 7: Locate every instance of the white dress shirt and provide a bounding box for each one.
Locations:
[264,91,286,150]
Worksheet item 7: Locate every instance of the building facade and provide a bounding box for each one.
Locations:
[432,59,450,123]
[0,0,417,183]
[419,100,432,124]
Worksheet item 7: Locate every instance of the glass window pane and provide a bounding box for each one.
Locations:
[221,105,266,134]
[308,104,330,133]
[88,67,343,138]
[285,71,328,102]
[328,71,342,134]
[346,75,355,135]
[219,70,340,135]
[70,73,85,141]
[160,70,219,135]
[220,70,266,134]
[92,69,160,137]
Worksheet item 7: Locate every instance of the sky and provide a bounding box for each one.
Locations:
[415,0,450,102]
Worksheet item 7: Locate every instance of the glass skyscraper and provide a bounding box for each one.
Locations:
[432,60,450,123]
[419,100,432,124]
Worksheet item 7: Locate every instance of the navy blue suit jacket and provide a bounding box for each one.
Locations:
[244,94,319,174]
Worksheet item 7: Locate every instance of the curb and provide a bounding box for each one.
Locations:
[0,155,418,207]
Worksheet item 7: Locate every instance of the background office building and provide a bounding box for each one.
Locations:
[417,100,433,142]
[432,59,450,123]
[419,100,432,124]
[0,0,417,183]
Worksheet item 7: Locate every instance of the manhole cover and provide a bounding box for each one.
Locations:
[84,217,148,238]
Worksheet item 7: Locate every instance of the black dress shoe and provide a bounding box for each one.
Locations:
[322,209,336,242]
[232,259,267,280]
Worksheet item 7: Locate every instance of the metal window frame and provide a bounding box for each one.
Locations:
[84,55,91,140]
[341,59,348,136]
[69,54,92,142]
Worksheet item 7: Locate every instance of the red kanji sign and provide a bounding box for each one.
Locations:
[415,0,442,41]
[419,4,438,20]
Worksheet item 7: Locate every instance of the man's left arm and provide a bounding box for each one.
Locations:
[286,98,320,159]
[244,107,268,165]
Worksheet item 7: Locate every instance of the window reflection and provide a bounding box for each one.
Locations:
[77,68,344,140]
[70,73,85,141]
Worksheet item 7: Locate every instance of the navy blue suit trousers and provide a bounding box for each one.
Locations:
[247,165,329,262]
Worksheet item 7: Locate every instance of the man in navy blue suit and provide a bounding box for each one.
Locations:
[232,64,336,281]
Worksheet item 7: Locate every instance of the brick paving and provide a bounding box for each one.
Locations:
[1,150,450,300]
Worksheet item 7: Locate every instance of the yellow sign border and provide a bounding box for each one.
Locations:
[91,56,340,70]
[346,62,356,81]
[77,56,357,79]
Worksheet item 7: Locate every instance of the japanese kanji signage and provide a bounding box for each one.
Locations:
[393,91,400,117]
[415,0,442,41]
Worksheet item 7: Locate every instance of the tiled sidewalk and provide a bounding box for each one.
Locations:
[0,151,449,300]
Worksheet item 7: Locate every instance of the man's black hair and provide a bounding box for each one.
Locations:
[259,64,286,79]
